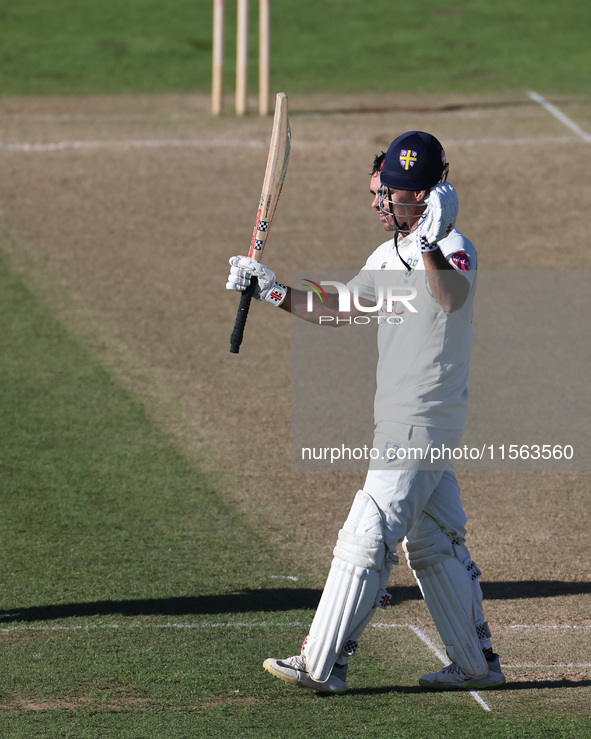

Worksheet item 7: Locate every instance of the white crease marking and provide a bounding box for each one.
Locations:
[527,90,591,143]
[408,624,492,712]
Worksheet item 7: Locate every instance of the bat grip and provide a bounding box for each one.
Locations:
[229,276,258,354]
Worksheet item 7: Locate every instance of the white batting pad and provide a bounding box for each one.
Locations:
[404,515,488,678]
[304,491,394,682]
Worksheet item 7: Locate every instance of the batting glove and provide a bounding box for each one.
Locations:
[226,255,288,307]
[417,183,459,252]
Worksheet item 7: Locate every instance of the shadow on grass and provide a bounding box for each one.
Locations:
[480,580,591,600]
[0,589,323,623]
[500,678,591,690]
[347,677,591,696]
[0,580,589,624]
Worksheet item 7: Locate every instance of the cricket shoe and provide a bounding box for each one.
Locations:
[419,652,506,690]
[263,655,348,694]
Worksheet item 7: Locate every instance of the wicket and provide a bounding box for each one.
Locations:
[211,0,271,117]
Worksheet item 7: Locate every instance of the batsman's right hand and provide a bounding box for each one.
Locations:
[226,255,288,307]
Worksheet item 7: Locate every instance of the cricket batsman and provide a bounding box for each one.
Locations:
[226,131,506,693]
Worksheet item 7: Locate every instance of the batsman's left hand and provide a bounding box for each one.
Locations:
[226,255,288,307]
[418,183,459,246]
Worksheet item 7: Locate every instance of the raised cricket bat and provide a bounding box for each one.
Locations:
[229,92,291,353]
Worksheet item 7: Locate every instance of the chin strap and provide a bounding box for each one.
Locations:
[394,230,413,272]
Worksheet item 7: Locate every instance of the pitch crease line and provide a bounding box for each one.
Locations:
[0,621,430,633]
[527,90,591,143]
[0,621,308,633]
[0,136,580,153]
[0,139,268,152]
[2,621,587,633]
[506,664,591,668]
[509,624,591,629]
[0,113,200,123]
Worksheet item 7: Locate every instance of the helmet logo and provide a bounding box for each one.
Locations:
[399,149,417,170]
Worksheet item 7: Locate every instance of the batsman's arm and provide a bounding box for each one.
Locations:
[281,285,378,325]
[421,249,470,312]
[417,182,471,312]
[279,287,352,325]
[227,256,366,327]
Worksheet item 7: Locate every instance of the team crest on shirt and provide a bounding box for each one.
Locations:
[403,256,419,279]
[450,251,471,271]
[399,149,418,170]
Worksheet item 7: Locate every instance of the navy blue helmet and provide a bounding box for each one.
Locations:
[381,131,448,191]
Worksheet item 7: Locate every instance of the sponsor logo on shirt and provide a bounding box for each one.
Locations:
[451,251,471,271]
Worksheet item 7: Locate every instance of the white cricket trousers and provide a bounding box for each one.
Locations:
[363,422,467,551]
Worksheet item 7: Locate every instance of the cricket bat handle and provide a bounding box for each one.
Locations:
[229,277,258,354]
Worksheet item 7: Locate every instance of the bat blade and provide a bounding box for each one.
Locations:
[248,92,291,262]
[230,92,291,354]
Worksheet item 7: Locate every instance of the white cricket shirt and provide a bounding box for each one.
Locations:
[347,229,477,430]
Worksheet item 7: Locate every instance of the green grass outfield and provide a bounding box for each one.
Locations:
[1,2,590,735]
[0,0,590,96]
[1,257,588,739]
